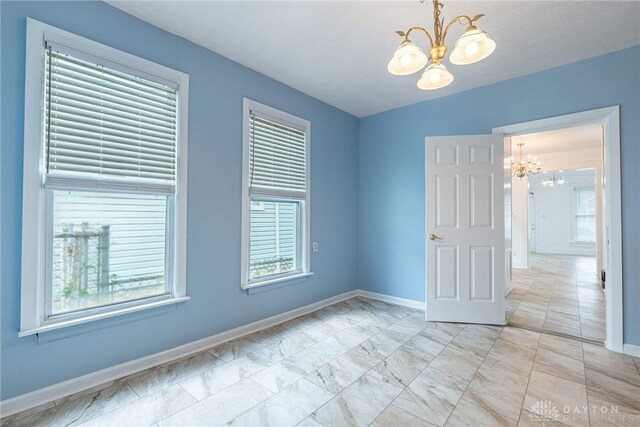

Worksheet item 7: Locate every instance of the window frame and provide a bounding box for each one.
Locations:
[573,186,597,244]
[241,98,312,290]
[20,18,190,337]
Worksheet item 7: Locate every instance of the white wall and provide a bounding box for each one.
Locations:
[530,168,597,257]
[511,175,529,268]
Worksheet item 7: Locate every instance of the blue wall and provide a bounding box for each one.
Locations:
[0,1,360,399]
[358,46,640,345]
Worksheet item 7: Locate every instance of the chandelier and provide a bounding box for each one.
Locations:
[542,173,566,187]
[387,0,496,90]
[512,143,541,179]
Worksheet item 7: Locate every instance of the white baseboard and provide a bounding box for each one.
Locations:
[623,343,640,357]
[0,290,359,418]
[357,290,425,311]
[534,248,596,257]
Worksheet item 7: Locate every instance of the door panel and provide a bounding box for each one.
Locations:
[469,145,493,165]
[435,246,458,299]
[470,246,494,301]
[469,174,494,228]
[435,146,459,165]
[435,175,459,228]
[426,135,505,325]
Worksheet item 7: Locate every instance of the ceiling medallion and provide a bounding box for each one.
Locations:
[387,0,496,90]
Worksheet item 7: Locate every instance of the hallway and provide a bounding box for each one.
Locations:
[507,254,605,342]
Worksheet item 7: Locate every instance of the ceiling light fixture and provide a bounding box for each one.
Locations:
[388,0,496,90]
[542,173,566,187]
[512,143,541,179]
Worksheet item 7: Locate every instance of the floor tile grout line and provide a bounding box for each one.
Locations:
[230,301,412,426]
[152,307,382,427]
[442,324,520,426]
[175,307,374,403]
[507,323,604,346]
[509,254,604,343]
[576,271,585,339]
[4,305,382,425]
[153,367,277,426]
[581,340,595,427]
[226,376,333,426]
[304,307,419,425]
[70,382,186,427]
[138,307,388,426]
[153,383,207,426]
[515,329,543,426]
[363,323,435,427]
[385,322,467,426]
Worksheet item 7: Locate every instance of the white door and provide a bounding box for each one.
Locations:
[425,135,505,325]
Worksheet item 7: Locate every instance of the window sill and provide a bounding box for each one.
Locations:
[18,296,190,337]
[242,272,314,291]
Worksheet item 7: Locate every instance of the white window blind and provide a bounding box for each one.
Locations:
[249,113,307,198]
[44,42,178,195]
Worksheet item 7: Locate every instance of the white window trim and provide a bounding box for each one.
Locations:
[241,98,311,290]
[20,18,190,337]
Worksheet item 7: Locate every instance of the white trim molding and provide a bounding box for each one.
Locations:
[357,290,425,311]
[494,106,624,353]
[18,297,190,337]
[1,290,359,418]
[623,344,640,357]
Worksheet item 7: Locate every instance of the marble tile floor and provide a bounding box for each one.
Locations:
[508,254,606,342]
[4,296,638,427]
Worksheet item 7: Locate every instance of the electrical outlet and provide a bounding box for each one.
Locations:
[313,242,318,252]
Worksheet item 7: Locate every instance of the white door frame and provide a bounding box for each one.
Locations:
[493,106,623,353]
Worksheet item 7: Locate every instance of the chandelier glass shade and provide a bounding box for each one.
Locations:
[449,27,496,65]
[542,173,566,187]
[512,143,541,179]
[417,63,454,90]
[387,0,496,90]
[388,41,429,75]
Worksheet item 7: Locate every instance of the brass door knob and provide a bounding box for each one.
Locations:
[428,233,443,241]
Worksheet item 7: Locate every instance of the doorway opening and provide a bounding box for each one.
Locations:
[506,126,605,342]
[494,106,623,352]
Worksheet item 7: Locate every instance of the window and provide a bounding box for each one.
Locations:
[574,188,596,242]
[241,99,311,289]
[20,19,189,336]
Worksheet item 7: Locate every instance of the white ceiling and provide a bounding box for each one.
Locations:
[106,1,640,117]
[511,125,602,156]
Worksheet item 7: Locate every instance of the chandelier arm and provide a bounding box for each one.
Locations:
[441,15,475,44]
[404,27,435,48]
